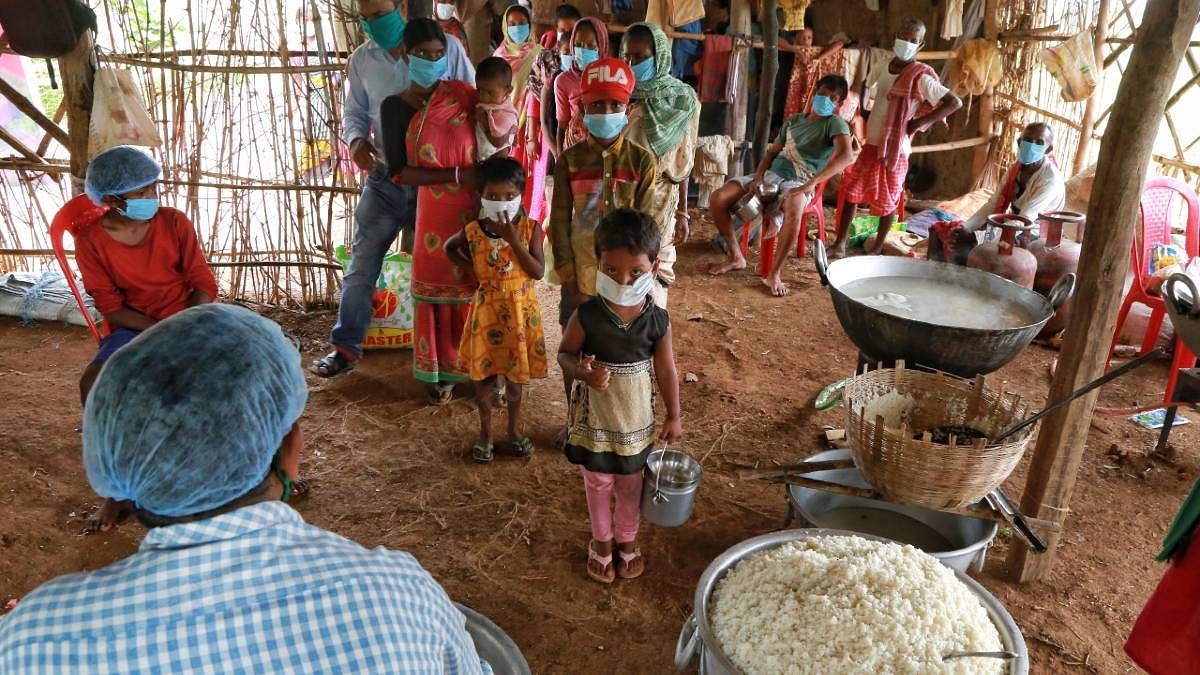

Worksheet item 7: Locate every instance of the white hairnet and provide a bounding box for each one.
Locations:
[83,304,308,517]
[84,145,162,206]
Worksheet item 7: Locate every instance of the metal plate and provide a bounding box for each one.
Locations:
[455,603,532,675]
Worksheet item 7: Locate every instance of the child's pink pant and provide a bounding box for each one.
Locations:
[581,467,643,543]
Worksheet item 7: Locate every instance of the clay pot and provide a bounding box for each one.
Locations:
[967,214,1037,288]
[1029,211,1085,337]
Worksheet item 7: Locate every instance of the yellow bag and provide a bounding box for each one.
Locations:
[1040,31,1098,102]
[949,39,1002,97]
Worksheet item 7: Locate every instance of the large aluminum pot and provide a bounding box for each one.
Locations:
[455,603,531,675]
[1165,273,1200,355]
[674,529,1029,675]
[786,449,997,573]
[814,241,1075,377]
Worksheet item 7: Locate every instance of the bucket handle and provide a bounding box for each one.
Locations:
[674,613,699,670]
[1047,273,1077,311]
[1166,273,1200,319]
[814,240,830,287]
[650,446,670,505]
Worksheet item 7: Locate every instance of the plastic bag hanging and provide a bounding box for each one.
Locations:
[87,67,162,159]
[1040,30,1099,102]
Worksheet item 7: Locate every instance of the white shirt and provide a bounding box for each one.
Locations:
[965,160,1067,236]
[863,60,949,154]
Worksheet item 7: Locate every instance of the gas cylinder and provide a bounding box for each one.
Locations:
[966,214,1038,288]
[1029,211,1085,337]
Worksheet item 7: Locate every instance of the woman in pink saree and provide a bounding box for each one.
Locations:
[380,19,478,404]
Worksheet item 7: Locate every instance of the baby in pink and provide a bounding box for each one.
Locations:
[475,57,519,158]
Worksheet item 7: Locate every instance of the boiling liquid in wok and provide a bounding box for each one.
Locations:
[840,275,1040,330]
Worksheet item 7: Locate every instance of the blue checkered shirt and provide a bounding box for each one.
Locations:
[0,502,491,674]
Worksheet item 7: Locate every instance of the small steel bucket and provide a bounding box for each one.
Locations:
[642,448,702,527]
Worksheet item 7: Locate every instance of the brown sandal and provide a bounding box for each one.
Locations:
[616,546,644,579]
[587,540,615,584]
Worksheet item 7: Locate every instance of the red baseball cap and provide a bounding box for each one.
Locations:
[581,58,635,105]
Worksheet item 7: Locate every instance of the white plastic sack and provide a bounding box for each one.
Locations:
[87,68,162,159]
[1040,31,1098,102]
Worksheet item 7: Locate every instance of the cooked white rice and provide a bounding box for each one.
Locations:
[711,536,1005,675]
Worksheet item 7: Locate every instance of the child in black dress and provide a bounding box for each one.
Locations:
[557,208,682,584]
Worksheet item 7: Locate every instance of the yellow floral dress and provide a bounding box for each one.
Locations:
[458,217,548,383]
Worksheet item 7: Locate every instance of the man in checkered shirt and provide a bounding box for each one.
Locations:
[0,304,491,674]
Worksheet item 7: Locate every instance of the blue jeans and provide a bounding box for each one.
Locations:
[330,168,416,358]
[91,328,140,365]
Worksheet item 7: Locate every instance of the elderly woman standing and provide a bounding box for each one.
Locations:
[620,22,700,307]
[493,4,548,221]
[0,305,489,673]
[380,19,478,405]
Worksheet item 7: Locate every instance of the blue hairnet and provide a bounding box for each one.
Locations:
[84,145,162,206]
[83,304,308,517]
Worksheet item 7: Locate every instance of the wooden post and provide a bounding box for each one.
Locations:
[972,0,999,179]
[57,29,96,194]
[752,0,779,167]
[1073,0,1110,174]
[727,0,752,176]
[462,2,492,66]
[1005,0,1200,583]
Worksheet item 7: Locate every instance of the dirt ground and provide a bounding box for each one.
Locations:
[1,218,1195,673]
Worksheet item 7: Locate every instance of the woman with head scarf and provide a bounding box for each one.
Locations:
[552,16,609,154]
[619,22,700,308]
[492,4,550,221]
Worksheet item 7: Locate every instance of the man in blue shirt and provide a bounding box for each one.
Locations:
[0,304,490,674]
[314,0,476,377]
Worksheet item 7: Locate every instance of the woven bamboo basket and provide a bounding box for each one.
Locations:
[843,362,1034,509]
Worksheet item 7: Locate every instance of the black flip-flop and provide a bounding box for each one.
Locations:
[311,351,355,378]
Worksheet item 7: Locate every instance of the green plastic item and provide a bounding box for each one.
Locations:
[847,215,908,248]
[814,377,851,411]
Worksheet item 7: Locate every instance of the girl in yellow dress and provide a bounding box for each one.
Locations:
[445,157,548,462]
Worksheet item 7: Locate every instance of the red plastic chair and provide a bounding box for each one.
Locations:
[1106,176,1200,402]
[756,179,830,277]
[49,195,108,344]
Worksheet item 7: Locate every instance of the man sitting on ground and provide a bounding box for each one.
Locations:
[963,121,1065,236]
[929,122,1066,263]
[0,304,489,674]
[704,75,856,296]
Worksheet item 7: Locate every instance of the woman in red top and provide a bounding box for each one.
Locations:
[72,146,218,403]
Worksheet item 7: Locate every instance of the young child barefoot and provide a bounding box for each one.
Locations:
[558,208,682,583]
[445,157,548,462]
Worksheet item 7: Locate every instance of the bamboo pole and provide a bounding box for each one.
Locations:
[57,30,96,191]
[0,127,48,164]
[972,0,999,179]
[727,0,751,177]
[0,78,70,148]
[752,0,779,167]
[1006,0,1200,583]
[35,102,67,157]
[993,92,1085,131]
[1074,0,1111,174]
[910,135,996,153]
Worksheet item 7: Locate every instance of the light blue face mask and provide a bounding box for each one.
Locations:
[631,57,655,83]
[359,10,406,51]
[408,54,448,88]
[507,23,531,43]
[574,47,600,70]
[583,111,628,139]
[559,53,575,70]
[1017,140,1047,165]
[811,94,837,117]
[118,197,160,221]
